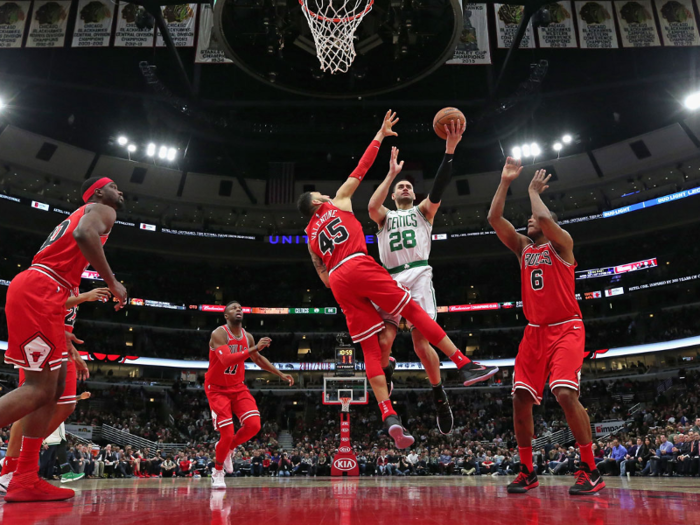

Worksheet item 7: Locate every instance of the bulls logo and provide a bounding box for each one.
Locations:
[338,446,352,453]
[334,458,357,471]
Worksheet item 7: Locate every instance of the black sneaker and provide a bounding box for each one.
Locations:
[459,362,499,386]
[433,386,454,435]
[383,356,396,396]
[569,463,606,495]
[507,464,539,493]
[384,414,414,450]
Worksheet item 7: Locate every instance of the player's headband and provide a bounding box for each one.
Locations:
[83,177,114,204]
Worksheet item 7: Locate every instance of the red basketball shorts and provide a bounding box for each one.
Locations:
[19,358,77,405]
[4,269,69,372]
[512,319,585,405]
[329,256,411,343]
[205,383,260,431]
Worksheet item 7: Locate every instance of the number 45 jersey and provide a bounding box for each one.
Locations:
[306,202,369,273]
[377,206,432,272]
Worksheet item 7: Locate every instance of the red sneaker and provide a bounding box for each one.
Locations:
[4,473,75,503]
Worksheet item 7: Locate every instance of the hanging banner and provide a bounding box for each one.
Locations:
[195,3,232,63]
[576,1,620,48]
[537,2,578,47]
[155,3,196,47]
[25,0,69,47]
[0,1,30,48]
[495,4,536,48]
[655,0,700,46]
[114,2,155,47]
[614,0,661,46]
[71,0,115,47]
[447,3,491,64]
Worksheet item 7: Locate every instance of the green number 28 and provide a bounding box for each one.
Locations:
[389,229,417,252]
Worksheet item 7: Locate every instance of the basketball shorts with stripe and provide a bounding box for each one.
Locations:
[206,384,260,431]
[376,266,436,328]
[511,320,585,405]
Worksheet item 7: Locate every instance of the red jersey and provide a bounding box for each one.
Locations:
[305,201,368,273]
[31,205,109,293]
[520,241,582,325]
[205,325,249,390]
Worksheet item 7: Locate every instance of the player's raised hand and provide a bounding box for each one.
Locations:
[379,110,399,137]
[388,146,404,177]
[255,337,272,353]
[281,374,294,386]
[529,169,552,195]
[86,287,112,303]
[501,157,523,183]
[65,331,84,347]
[444,119,467,153]
[109,280,127,311]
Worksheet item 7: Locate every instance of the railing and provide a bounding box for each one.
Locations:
[100,424,187,454]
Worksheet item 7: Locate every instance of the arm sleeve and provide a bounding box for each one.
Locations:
[428,153,454,204]
[213,345,251,367]
[348,140,381,181]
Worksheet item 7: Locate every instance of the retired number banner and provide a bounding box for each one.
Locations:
[537,2,578,47]
[0,0,30,48]
[195,3,232,63]
[114,2,155,47]
[655,0,700,46]
[447,3,491,64]
[576,1,620,48]
[26,0,70,47]
[494,4,536,48]
[156,3,197,47]
[72,0,115,47]
[614,0,661,47]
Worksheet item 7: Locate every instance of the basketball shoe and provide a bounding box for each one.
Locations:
[383,357,396,396]
[433,386,454,435]
[211,469,227,490]
[384,415,414,450]
[569,463,605,495]
[507,464,539,493]
[215,441,233,474]
[459,362,499,386]
[0,471,12,493]
[4,473,75,502]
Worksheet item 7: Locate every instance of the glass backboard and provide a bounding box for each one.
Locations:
[323,376,368,405]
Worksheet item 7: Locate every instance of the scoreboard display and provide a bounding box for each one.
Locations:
[335,346,355,375]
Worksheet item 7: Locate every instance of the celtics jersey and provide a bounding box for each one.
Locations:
[377,206,432,271]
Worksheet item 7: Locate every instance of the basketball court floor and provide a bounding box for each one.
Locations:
[1,476,698,525]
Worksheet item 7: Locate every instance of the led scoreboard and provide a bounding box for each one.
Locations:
[335,346,355,376]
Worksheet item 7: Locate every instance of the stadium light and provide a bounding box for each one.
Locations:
[117,136,128,146]
[146,143,156,157]
[530,143,541,157]
[158,146,168,159]
[0,98,4,110]
[553,142,563,152]
[167,148,177,161]
[512,146,522,159]
[522,144,531,158]
[127,144,137,153]
[684,92,700,110]
[562,134,573,144]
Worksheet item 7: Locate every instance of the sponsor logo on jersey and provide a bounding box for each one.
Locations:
[334,458,357,471]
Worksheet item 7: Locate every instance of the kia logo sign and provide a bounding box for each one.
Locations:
[339,446,352,453]
[341,422,349,427]
[341,437,350,442]
[334,459,357,471]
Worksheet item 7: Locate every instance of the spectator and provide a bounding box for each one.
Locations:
[438,450,455,475]
[161,456,177,478]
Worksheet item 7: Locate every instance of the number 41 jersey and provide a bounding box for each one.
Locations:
[306,201,368,273]
[205,325,249,391]
[377,206,432,270]
[521,241,582,326]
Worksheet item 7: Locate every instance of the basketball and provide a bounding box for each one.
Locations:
[433,107,466,140]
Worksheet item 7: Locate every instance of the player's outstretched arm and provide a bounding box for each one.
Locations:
[309,244,330,288]
[368,146,404,228]
[528,170,574,260]
[333,110,399,211]
[65,287,112,308]
[74,204,126,310]
[247,333,294,386]
[209,328,267,368]
[419,120,466,222]
[487,157,531,256]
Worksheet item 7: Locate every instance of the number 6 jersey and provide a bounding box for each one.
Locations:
[306,201,368,273]
[377,206,432,272]
[521,241,582,325]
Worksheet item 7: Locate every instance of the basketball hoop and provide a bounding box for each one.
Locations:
[299,0,374,74]
[339,396,352,413]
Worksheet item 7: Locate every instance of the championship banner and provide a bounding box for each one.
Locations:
[25,0,70,48]
[447,3,491,64]
[537,2,578,47]
[494,4,536,48]
[0,1,30,48]
[71,0,115,47]
[614,0,661,46]
[655,0,700,46]
[195,3,231,63]
[114,2,155,47]
[575,1,620,48]
[155,3,196,47]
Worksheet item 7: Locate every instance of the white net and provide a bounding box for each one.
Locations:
[299,0,374,74]
[340,397,352,412]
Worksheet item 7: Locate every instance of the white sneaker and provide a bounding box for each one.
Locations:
[216,441,234,474]
[211,469,227,490]
[0,471,12,494]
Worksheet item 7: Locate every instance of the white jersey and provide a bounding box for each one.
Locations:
[377,206,432,272]
[44,422,65,446]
